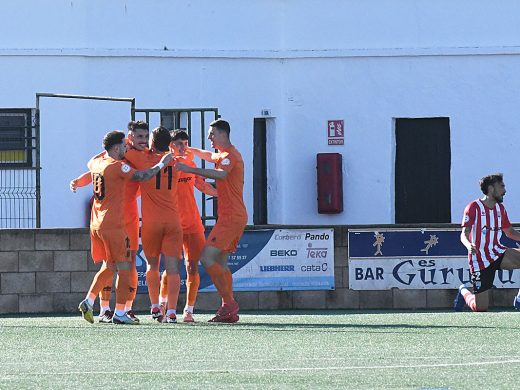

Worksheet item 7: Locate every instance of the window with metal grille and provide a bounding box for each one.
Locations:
[0,109,34,167]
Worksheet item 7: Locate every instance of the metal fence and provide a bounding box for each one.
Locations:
[0,95,219,228]
[0,109,39,228]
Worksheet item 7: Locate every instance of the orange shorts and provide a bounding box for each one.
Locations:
[90,228,131,264]
[183,231,205,262]
[142,222,183,259]
[125,217,139,251]
[206,220,246,253]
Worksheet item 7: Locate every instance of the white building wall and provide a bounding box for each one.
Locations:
[1,1,520,227]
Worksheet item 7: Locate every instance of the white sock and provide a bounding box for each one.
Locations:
[166,309,176,316]
[86,297,95,307]
[99,306,111,316]
[516,289,520,298]
[185,305,194,313]
[115,309,126,316]
[159,299,168,307]
[151,303,160,309]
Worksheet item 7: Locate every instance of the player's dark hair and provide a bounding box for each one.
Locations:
[103,131,125,151]
[152,126,171,152]
[209,119,230,136]
[480,173,503,195]
[171,129,189,141]
[128,120,149,132]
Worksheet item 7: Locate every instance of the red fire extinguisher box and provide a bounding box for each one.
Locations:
[316,153,343,214]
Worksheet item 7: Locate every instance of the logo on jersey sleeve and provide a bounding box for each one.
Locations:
[221,158,231,166]
[121,164,131,173]
[463,215,469,223]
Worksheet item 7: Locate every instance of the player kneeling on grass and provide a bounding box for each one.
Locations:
[77,130,173,324]
[454,173,520,312]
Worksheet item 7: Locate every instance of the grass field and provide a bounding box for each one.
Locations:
[1,310,519,389]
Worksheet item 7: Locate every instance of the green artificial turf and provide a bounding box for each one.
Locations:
[0,310,519,389]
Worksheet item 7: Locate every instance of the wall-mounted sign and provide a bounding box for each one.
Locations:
[327,120,344,145]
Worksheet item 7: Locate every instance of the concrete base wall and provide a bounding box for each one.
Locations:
[0,227,516,314]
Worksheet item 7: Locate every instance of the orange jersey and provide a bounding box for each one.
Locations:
[88,155,136,230]
[212,145,247,223]
[176,155,204,234]
[123,172,140,224]
[90,150,140,226]
[125,149,180,224]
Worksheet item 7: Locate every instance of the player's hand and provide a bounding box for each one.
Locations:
[70,179,78,193]
[467,244,477,254]
[159,152,174,166]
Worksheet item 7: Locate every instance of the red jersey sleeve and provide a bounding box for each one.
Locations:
[462,202,477,228]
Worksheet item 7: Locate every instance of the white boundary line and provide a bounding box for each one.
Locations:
[2,359,520,376]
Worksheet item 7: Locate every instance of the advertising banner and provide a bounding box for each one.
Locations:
[137,228,335,293]
[348,228,520,290]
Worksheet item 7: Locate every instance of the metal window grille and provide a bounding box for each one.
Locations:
[0,109,38,228]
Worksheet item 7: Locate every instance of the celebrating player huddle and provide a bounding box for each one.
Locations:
[70,119,246,324]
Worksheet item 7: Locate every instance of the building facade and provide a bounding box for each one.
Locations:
[1,1,520,228]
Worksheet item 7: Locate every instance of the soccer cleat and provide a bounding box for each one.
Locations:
[164,313,177,323]
[127,310,140,323]
[209,313,239,323]
[217,300,239,317]
[112,312,139,325]
[78,299,94,324]
[99,310,114,323]
[453,285,466,312]
[151,307,164,322]
[209,301,240,323]
[182,310,195,323]
[513,296,520,310]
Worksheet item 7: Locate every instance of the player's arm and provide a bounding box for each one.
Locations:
[131,153,174,182]
[503,226,520,241]
[194,175,218,197]
[87,150,106,167]
[70,171,92,193]
[188,147,215,162]
[176,163,227,180]
[460,227,476,254]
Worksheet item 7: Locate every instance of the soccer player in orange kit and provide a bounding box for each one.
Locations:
[159,129,217,322]
[70,121,149,323]
[125,127,184,323]
[176,119,247,323]
[77,130,173,324]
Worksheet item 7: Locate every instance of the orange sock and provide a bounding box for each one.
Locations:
[126,266,138,308]
[222,270,235,303]
[146,269,160,305]
[160,271,168,302]
[166,272,181,311]
[88,266,114,300]
[186,272,200,307]
[99,284,112,302]
[115,269,132,312]
[205,263,233,304]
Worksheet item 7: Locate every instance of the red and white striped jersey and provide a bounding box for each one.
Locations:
[462,199,511,272]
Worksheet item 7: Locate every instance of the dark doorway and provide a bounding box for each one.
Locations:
[395,117,451,223]
[253,118,267,224]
